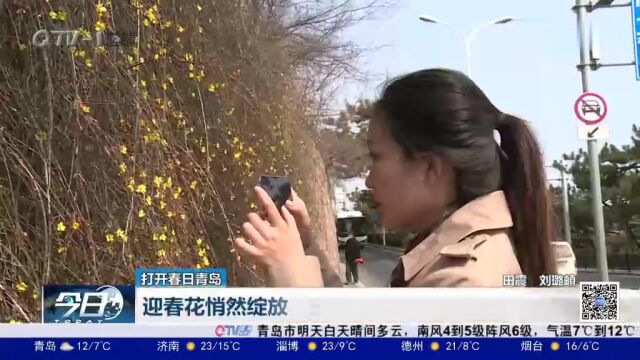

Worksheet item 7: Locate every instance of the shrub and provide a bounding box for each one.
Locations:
[0,0,370,322]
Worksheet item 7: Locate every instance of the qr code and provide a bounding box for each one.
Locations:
[579,281,619,322]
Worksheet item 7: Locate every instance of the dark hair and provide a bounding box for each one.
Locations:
[374,68,556,286]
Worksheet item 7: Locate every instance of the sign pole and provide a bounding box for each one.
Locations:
[575,0,609,281]
[634,0,640,80]
[560,168,572,245]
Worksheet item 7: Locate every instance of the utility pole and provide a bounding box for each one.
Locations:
[382,226,386,247]
[560,169,572,245]
[547,165,572,245]
[572,0,636,281]
[574,0,608,281]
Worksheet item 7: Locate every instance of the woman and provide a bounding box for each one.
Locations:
[234,68,557,287]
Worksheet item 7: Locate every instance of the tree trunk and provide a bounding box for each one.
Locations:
[304,145,340,275]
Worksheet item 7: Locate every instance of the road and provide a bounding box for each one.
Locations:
[338,245,640,288]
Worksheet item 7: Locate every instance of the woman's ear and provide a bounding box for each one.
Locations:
[416,152,447,182]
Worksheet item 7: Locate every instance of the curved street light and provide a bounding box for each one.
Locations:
[418,15,515,77]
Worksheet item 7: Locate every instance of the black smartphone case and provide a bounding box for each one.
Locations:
[259,175,292,209]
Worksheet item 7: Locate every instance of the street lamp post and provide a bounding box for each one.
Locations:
[560,169,571,245]
[547,165,572,245]
[382,226,386,247]
[418,15,514,77]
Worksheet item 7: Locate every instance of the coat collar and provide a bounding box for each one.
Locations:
[400,190,513,282]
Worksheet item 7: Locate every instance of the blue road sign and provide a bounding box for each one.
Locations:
[633,0,640,80]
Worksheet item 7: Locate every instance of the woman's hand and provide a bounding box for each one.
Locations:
[234,186,306,268]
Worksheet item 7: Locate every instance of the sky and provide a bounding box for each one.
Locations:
[337,0,640,179]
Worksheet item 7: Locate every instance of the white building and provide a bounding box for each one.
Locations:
[331,177,367,214]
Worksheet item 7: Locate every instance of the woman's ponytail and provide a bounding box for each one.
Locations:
[497,114,557,286]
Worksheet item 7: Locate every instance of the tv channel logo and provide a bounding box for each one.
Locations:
[42,285,135,323]
[214,325,253,337]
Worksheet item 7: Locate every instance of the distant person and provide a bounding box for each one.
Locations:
[234,68,557,287]
[343,233,362,285]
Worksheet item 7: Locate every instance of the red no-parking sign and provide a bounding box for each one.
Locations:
[574,92,607,125]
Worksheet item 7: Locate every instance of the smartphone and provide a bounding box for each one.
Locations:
[258,175,292,210]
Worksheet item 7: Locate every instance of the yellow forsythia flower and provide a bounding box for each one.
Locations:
[96,3,108,15]
[72,222,80,230]
[79,102,91,114]
[16,282,28,292]
[116,228,127,242]
[56,222,66,232]
[95,21,106,31]
[145,6,158,24]
[57,11,68,21]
